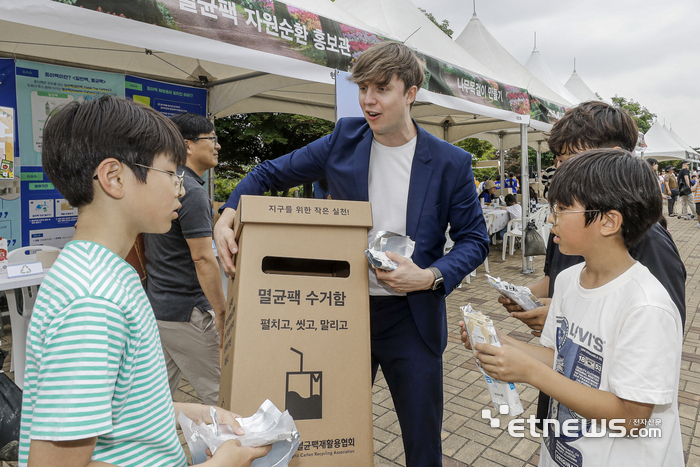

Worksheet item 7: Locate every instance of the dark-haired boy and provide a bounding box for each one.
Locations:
[495,100,686,427]
[144,112,225,406]
[465,149,683,466]
[19,96,269,467]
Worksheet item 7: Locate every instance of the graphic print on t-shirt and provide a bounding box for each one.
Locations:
[545,316,604,467]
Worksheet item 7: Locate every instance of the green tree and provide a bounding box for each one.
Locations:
[611,95,656,134]
[214,113,335,178]
[419,8,453,38]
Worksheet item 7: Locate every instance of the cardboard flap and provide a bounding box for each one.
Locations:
[236,195,373,228]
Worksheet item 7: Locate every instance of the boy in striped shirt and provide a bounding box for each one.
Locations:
[19,96,270,467]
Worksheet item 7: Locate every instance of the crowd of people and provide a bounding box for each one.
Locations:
[9,41,687,467]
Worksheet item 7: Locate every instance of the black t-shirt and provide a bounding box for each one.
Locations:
[544,222,686,326]
[679,168,691,190]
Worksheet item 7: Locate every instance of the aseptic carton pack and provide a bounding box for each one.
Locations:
[219,195,374,466]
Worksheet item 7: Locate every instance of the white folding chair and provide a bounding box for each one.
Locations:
[502,218,523,260]
[7,246,60,389]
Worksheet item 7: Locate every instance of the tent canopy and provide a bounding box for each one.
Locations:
[564,70,600,103]
[643,121,696,161]
[524,47,580,106]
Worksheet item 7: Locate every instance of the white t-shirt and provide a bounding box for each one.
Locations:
[539,262,683,467]
[367,136,416,296]
[505,203,522,221]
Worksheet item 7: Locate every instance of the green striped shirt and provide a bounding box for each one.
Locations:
[19,241,186,467]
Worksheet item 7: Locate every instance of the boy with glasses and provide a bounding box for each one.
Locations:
[464,149,683,466]
[144,112,226,407]
[19,96,269,467]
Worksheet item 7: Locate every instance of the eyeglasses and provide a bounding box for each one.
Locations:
[92,164,185,196]
[190,136,218,144]
[132,163,185,197]
[551,203,600,225]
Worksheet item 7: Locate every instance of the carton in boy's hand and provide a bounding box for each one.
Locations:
[365,231,415,271]
[461,304,524,417]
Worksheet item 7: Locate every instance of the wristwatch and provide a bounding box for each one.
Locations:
[428,267,444,291]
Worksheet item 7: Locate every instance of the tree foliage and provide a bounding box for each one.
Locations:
[214,113,335,179]
[419,8,453,38]
[611,95,656,134]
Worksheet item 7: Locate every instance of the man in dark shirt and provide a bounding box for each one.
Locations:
[492,101,687,424]
[678,161,695,220]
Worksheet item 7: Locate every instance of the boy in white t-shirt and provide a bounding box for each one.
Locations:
[461,149,683,467]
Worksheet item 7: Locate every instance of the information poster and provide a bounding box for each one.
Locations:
[0,59,21,249]
[15,60,124,248]
[125,75,207,118]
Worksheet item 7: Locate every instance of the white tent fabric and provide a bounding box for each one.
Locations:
[564,70,600,103]
[643,122,694,161]
[524,49,580,106]
[454,14,572,108]
[1,0,537,143]
[668,126,700,160]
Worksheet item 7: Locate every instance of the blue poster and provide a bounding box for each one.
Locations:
[0,59,21,249]
[15,60,125,248]
[125,75,207,118]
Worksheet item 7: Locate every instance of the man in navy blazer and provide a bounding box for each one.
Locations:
[215,42,489,467]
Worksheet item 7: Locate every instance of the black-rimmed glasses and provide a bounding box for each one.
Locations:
[191,136,218,144]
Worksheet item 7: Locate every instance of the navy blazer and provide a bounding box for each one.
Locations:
[224,118,489,355]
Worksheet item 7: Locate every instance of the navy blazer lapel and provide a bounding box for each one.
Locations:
[406,125,433,239]
[353,127,373,202]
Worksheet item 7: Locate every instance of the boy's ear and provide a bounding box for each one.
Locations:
[599,210,623,239]
[94,158,127,200]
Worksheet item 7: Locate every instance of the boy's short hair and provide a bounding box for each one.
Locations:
[42,95,186,208]
[170,112,214,140]
[546,101,638,157]
[349,41,424,93]
[548,148,661,248]
[504,194,516,205]
[646,158,658,166]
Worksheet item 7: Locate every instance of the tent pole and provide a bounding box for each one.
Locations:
[498,132,505,192]
[536,140,542,197]
[521,124,533,274]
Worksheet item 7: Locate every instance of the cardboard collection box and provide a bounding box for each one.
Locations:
[219,195,374,466]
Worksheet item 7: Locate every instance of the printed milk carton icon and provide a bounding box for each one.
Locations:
[286,347,322,420]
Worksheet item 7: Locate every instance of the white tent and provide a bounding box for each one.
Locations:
[668,125,700,161]
[564,63,600,103]
[643,122,695,162]
[1,0,539,142]
[454,13,573,114]
[524,43,580,107]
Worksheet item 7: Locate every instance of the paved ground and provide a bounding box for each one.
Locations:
[3,213,700,466]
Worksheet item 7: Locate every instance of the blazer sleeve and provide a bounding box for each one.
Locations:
[431,156,489,292]
[220,123,342,211]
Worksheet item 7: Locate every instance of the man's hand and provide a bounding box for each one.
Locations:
[374,251,435,293]
[509,298,551,336]
[213,208,238,276]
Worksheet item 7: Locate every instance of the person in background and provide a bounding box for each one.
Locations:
[494,174,502,190]
[677,160,695,220]
[529,186,538,213]
[693,174,700,229]
[504,172,519,194]
[664,166,678,217]
[20,95,270,467]
[144,113,225,407]
[313,178,331,199]
[541,163,556,198]
[497,194,521,243]
[477,175,489,194]
[478,180,497,204]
